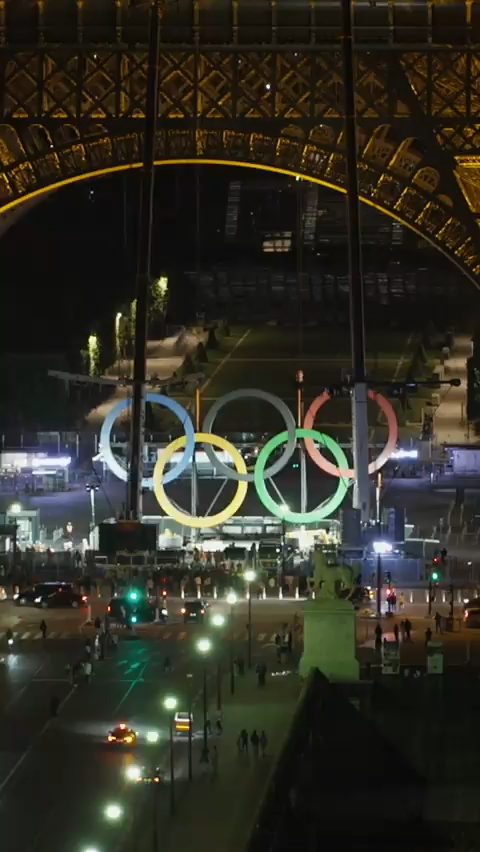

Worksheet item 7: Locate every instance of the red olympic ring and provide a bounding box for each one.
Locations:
[303,389,398,479]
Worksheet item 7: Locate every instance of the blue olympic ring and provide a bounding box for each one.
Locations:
[99,392,195,488]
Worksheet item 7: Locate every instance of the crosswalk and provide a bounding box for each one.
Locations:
[0,630,303,644]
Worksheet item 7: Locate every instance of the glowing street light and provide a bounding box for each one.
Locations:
[226,592,237,695]
[82,847,101,852]
[163,696,178,814]
[196,637,212,655]
[163,696,178,712]
[8,503,22,514]
[104,803,123,822]
[146,730,160,743]
[196,638,212,761]
[125,765,142,782]
[211,613,225,628]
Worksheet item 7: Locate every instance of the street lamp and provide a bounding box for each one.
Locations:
[226,591,237,694]
[211,613,226,712]
[104,803,123,822]
[244,570,256,668]
[146,730,160,744]
[196,637,212,762]
[125,765,142,782]
[163,696,177,815]
[85,483,99,529]
[83,847,100,852]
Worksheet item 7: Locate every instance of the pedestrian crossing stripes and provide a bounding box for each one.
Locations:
[0,630,304,644]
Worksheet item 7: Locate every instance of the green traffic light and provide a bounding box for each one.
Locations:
[128,591,139,601]
[431,571,439,582]
[131,615,138,624]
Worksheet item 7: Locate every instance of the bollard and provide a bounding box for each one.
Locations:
[295,587,299,600]
[278,587,283,600]
[262,587,266,600]
[181,588,185,599]
[197,587,201,599]
[213,586,217,599]
[312,590,316,600]
[85,604,92,625]
[409,590,414,604]
[442,591,446,603]
[154,607,161,623]
[457,590,463,604]
[425,590,429,603]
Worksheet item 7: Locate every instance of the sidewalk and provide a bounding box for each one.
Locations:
[139,666,301,852]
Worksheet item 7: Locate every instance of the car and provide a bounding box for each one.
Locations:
[15,582,76,607]
[107,724,137,744]
[34,588,88,609]
[133,766,162,783]
[174,711,192,733]
[181,599,209,623]
[107,596,168,626]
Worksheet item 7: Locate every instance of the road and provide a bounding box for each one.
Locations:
[0,602,292,852]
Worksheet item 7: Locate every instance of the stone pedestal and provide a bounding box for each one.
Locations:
[299,597,359,682]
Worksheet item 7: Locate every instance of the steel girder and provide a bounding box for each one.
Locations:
[0,45,480,283]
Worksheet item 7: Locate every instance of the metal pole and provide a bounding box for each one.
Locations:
[341,0,370,524]
[169,715,175,815]
[127,0,161,520]
[90,488,96,529]
[376,551,382,618]
[216,660,222,712]
[230,604,235,695]
[247,584,252,668]
[201,664,208,761]
[187,672,193,780]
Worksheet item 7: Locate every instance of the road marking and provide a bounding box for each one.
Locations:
[258,633,266,641]
[21,632,31,640]
[112,662,149,715]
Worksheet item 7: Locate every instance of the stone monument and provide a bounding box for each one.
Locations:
[299,551,360,682]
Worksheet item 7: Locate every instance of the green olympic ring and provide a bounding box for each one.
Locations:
[254,428,350,524]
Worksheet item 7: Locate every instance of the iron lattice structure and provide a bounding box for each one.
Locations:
[1,0,480,283]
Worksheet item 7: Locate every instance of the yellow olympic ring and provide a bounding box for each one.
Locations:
[153,432,248,529]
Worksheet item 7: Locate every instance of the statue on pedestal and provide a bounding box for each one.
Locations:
[300,550,360,682]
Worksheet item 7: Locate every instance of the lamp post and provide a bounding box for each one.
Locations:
[196,637,212,762]
[128,0,162,520]
[103,803,123,822]
[211,613,226,712]
[163,695,177,817]
[244,570,256,668]
[186,672,193,781]
[226,591,237,694]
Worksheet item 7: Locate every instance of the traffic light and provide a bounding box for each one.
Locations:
[431,570,440,582]
[431,555,441,582]
[128,590,140,602]
[384,571,392,585]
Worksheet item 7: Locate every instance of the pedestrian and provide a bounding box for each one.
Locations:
[237,656,245,676]
[251,730,260,758]
[205,718,212,736]
[65,663,73,685]
[393,623,399,646]
[374,623,382,651]
[404,618,412,641]
[434,611,443,634]
[215,718,223,736]
[94,616,101,631]
[211,745,219,781]
[239,728,248,753]
[260,730,268,757]
[399,592,405,612]
[425,626,432,646]
[256,661,267,687]
[40,620,47,639]
[84,660,92,683]
[400,620,406,642]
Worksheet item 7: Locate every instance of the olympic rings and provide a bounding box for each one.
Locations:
[153,432,248,529]
[100,392,195,488]
[202,389,297,482]
[303,389,398,479]
[254,429,350,524]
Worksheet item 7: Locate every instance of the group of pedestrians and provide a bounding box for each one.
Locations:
[237,728,268,758]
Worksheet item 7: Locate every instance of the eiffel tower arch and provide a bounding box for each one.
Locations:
[1,1,480,284]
